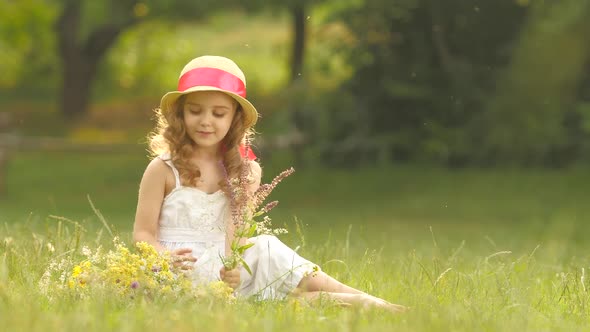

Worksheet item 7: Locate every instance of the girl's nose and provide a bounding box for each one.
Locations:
[199,112,213,126]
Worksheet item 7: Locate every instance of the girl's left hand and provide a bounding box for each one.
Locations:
[220,267,240,290]
[170,248,197,270]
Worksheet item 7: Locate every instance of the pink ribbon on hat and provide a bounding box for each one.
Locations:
[177,67,247,98]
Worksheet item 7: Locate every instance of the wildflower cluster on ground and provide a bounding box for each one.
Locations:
[221,155,294,273]
[39,238,234,302]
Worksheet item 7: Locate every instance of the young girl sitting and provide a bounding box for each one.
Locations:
[132,55,406,312]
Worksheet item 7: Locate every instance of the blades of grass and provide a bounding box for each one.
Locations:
[87,195,113,238]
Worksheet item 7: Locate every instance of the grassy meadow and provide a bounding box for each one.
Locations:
[2,150,590,331]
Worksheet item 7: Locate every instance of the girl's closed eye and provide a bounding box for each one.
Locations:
[213,112,226,118]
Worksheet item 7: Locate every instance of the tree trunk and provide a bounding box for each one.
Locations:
[290,3,306,82]
[60,57,99,119]
[289,3,307,168]
[55,1,135,119]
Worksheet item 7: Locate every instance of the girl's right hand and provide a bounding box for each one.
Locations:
[220,266,241,290]
[170,248,197,270]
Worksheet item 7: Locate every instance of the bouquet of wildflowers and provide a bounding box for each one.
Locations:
[221,160,294,274]
[39,238,234,302]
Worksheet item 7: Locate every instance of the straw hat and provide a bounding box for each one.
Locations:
[159,55,258,128]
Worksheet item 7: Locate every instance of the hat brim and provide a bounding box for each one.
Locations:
[159,86,258,128]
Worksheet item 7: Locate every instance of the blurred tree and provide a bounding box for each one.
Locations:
[55,0,139,119]
[288,2,307,167]
[257,0,326,167]
[478,0,590,166]
[290,3,306,83]
[0,0,57,97]
[285,1,310,167]
[306,0,528,166]
[54,0,266,119]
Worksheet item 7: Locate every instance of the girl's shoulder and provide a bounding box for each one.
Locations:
[142,155,172,179]
[156,152,171,162]
[244,160,262,192]
[140,156,177,195]
[246,159,262,178]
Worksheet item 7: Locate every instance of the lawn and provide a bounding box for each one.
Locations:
[1,150,590,331]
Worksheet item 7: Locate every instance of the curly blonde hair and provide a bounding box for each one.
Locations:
[148,94,255,189]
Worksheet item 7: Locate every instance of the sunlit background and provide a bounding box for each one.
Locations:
[2,0,590,247]
[3,0,590,260]
[2,1,590,330]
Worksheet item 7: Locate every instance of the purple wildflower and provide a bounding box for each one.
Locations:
[259,201,279,215]
[219,161,234,198]
[224,159,256,224]
[253,184,272,208]
[253,168,295,208]
[130,281,139,289]
[221,163,293,272]
[219,159,242,221]
[271,167,295,188]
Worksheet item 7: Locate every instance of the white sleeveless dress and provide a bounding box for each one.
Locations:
[157,154,318,300]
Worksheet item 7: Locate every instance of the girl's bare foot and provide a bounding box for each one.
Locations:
[290,291,408,313]
[360,294,408,313]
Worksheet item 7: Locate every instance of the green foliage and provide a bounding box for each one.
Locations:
[3,0,590,166]
[286,0,528,166]
[292,0,590,167]
[479,0,590,166]
[96,13,290,99]
[0,0,58,94]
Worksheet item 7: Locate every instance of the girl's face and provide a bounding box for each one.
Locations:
[182,91,237,150]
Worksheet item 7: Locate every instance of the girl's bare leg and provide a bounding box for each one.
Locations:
[292,271,407,313]
[297,271,364,294]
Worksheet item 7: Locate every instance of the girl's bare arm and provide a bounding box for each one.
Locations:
[133,158,168,251]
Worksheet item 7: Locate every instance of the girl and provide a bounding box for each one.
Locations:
[133,55,406,312]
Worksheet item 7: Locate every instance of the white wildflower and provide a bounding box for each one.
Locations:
[272,228,288,236]
[82,246,92,257]
[3,237,13,247]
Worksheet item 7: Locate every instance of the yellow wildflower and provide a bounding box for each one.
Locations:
[72,265,82,278]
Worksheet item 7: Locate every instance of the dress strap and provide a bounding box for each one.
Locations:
[158,153,181,188]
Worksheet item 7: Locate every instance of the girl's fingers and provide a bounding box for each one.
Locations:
[220,267,238,277]
[225,269,239,276]
[170,253,196,271]
[181,262,194,270]
[173,248,193,256]
[184,255,197,262]
[171,254,197,263]
[223,279,238,289]
[172,260,194,270]
[219,268,240,288]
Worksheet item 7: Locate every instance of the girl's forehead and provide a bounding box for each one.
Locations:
[184,91,236,107]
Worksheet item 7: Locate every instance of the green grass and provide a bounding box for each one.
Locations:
[2,151,590,331]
